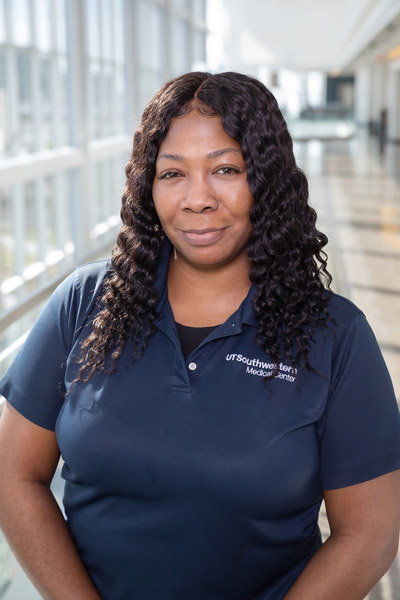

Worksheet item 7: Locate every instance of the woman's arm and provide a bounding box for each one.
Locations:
[0,402,102,600]
[283,470,400,599]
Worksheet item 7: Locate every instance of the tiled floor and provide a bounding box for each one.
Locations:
[295,134,400,402]
[295,132,400,600]
[2,130,400,600]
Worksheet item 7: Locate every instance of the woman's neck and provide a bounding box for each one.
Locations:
[167,255,252,327]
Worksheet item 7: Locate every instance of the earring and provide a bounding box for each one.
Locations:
[174,247,177,260]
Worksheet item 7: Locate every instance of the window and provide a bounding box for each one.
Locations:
[136,0,164,109]
[0,170,76,310]
[1,0,70,157]
[86,0,128,139]
[0,0,207,384]
[171,0,189,10]
[192,0,206,21]
[170,15,189,77]
[192,29,206,69]
[10,0,31,47]
[88,154,126,247]
[0,0,6,43]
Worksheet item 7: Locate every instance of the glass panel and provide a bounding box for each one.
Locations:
[101,159,109,221]
[97,160,106,223]
[88,158,122,244]
[39,56,52,102]
[0,0,6,43]
[113,154,126,204]
[43,176,60,278]
[0,189,14,287]
[35,0,52,52]
[58,55,69,145]
[86,0,100,58]
[55,0,67,53]
[40,56,53,149]
[10,186,24,281]
[24,181,39,269]
[114,0,125,63]
[115,65,126,133]
[0,60,7,159]
[192,30,205,67]
[88,60,102,139]
[87,0,128,139]
[103,63,113,136]
[192,0,206,20]
[171,0,188,9]
[0,47,5,158]
[101,0,113,60]
[11,0,31,46]
[45,177,57,251]
[53,170,74,267]
[138,68,162,111]
[0,169,79,377]
[17,51,31,102]
[89,162,99,231]
[0,171,78,309]
[170,16,188,76]
[0,46,5,87]
[16,50,34,153]
[65,170,76,259]
[137,0,163,71]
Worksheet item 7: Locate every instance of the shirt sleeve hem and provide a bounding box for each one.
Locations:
[321,449,400,490]
[0,375,58,432]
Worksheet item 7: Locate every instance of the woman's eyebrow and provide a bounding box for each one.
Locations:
[157,153,184,161]
[207,148,242,158]
[157,148,242,162]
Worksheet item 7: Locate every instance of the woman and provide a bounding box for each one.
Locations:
[0,71,399,600]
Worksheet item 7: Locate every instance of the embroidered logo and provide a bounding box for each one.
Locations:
[225,353,297,383]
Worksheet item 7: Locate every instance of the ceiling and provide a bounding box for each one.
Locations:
[207,0,400,72]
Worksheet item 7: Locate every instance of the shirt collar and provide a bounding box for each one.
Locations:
[154,239,258,329]
[240,283,258,328]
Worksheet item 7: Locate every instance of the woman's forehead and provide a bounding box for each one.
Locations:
[158,111,241,156]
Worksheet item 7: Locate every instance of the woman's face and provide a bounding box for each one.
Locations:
[152,110,254,272]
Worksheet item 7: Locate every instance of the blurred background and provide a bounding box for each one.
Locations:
[0,0,400,598]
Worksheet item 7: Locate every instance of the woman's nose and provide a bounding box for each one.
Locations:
[181,175,219,213]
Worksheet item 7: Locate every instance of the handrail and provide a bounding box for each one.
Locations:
[0,243,114,334]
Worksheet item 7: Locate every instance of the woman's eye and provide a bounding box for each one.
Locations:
[215,166,239,175]
[160,171,181,180]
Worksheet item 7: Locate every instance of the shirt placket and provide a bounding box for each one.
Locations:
[155,307,244,394]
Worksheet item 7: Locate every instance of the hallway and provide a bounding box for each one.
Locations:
[296,133,400,403]
[295,131,400,600]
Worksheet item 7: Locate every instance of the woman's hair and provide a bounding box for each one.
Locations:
[76,71,333,383]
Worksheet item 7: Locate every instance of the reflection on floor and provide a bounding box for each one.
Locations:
[295,132,400,600]
[296,133,400,403]
[3,131,400,600]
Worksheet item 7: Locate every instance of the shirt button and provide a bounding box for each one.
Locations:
[188,362,197,371]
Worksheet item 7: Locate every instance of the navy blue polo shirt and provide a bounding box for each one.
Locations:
[1,242,400,600]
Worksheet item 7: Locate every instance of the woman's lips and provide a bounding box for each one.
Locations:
[181,228,227,245]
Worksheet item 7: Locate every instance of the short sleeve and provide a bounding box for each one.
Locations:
[319,312,400,489]
[0,273,81,430]
[0,261,109,431]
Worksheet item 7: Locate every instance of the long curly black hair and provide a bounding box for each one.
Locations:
[76,71,333,384]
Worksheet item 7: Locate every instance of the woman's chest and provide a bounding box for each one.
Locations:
[57,328,329,517]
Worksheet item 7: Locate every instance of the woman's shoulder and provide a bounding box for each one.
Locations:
[49,260,112,330]
[324,289,364,328]
[321,291,381,367]
[57,259,112,299]
[73,258,112,287]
